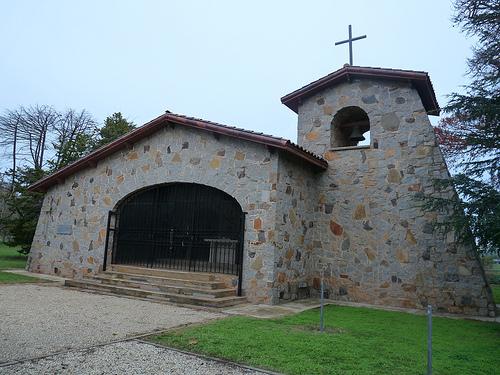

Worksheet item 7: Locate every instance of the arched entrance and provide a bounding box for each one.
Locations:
[107,183,245,277]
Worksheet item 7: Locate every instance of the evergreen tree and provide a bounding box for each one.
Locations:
[0,167,45,254]
[94,112,136,149]
[430,0,500,254]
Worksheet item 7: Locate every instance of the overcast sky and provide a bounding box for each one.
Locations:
[1,0,472,149]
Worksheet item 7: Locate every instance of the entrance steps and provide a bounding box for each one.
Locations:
[64,265,247,308]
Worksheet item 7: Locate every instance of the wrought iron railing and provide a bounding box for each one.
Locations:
[111,227,242,276]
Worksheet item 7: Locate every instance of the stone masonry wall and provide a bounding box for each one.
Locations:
[28,124,281,303]
[272,154,318,303]
[296,78,495,316]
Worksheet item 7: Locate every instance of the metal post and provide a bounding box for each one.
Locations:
[427,304,432,375]
[320,273,325,332]
[111,211,119,265]
[103,210,113,272]
[348,24,353,65]
[236,212,246,297]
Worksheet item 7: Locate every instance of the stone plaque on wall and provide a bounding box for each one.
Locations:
[56,224,73,235]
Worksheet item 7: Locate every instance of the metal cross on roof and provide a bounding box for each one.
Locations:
[335,25,367,66]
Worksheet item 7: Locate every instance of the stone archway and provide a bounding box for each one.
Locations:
[109,182,245,277]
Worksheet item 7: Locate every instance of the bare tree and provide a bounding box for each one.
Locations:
[17,105,60,170]
[0,108,23,192]
[1,105,99,175]
[51,109,97,169]
[0,105,97,252]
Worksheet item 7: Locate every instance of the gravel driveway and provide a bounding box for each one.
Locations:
[0,284,221,364]
[1,340,265,375]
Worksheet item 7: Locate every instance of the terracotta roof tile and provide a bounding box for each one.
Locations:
[164,112,324,162]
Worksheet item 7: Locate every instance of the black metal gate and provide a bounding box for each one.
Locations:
[109,183,245,279]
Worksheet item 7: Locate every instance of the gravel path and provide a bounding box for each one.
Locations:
[0,284,221,364]
[0,340,266,374]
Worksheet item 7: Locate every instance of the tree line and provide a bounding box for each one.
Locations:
[0,108,135,252]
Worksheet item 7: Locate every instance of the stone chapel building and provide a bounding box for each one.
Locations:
[28,65,495,316]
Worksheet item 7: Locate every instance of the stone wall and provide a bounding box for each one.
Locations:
[272,154,318,303]
[296,78,495,316]
[28,124,281,303]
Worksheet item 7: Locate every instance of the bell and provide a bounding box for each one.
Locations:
[349,125,365,142]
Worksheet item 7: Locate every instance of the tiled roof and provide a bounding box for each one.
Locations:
[164,112,324,163]
[281,65,440,115]
[29,112,327,192]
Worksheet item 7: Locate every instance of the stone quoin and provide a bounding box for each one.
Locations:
[27,65,496,316]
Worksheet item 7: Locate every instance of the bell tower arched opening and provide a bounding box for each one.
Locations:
[331,106,370,148]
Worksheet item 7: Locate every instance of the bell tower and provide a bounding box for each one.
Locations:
[281,65,440,157]
[280,66,495,316]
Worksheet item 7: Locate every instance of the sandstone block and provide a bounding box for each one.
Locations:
[172,153,182,163]
[353,204,366,220]
[387,169,402,183]
[305,131,319,141]
[364,248,376,261]
[330,220,343,236]
[127,151,138,160]
[253,218,262,230]
[209,157,220,169]
[235,151,245,160]
[396,248,409,263]
[405,229,417,245]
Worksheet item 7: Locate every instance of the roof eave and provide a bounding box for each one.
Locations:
[281,66,440,115]
[28,114,169,192]
[28,113,327,193]
[164,114,287,149]
[282,142,328,170]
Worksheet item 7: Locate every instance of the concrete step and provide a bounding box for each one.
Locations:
[102,271,227,290]
[93,274,236,298]
[65,279,247,308]
[109,265,222,282]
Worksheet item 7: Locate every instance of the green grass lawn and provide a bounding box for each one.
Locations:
[485,263,500,282]
[0,271,43,283]
[150,305,500,375]
[0,242,26,269]
[491,284,500,303]
[489,263,500,276]
[0,242,43,283]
